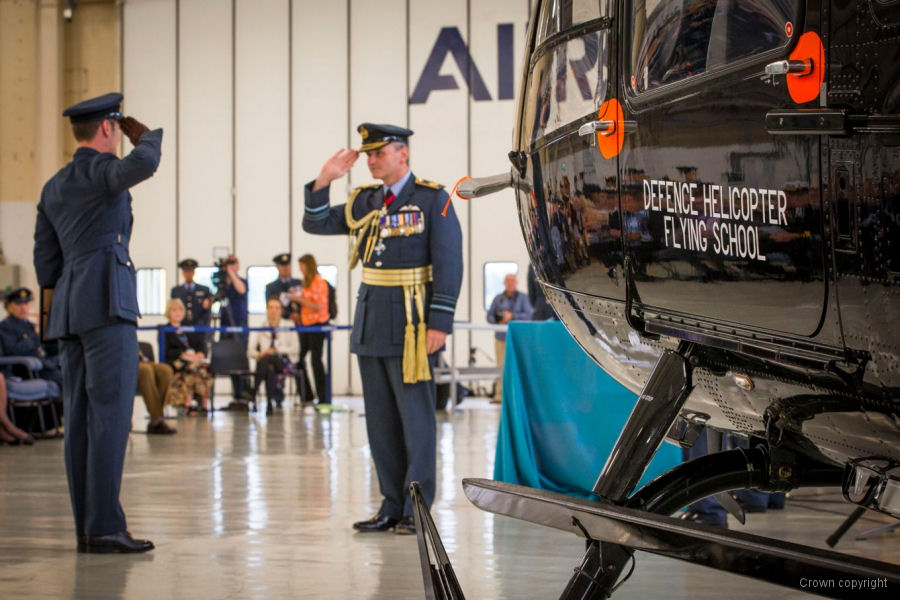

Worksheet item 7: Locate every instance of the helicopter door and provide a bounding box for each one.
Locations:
[515,0,623,301]
[618,0,826,337]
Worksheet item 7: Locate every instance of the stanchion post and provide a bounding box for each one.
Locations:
[326,328,332,405]
[157,325,165,362]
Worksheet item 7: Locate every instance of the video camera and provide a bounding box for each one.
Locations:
[211,257,236,301]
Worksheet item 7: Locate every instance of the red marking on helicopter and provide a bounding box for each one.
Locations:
[596,98,624,159]
[785,21,793,37]
[787,31,824,104]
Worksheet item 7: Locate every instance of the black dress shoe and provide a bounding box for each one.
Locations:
[394,515,416,535]
[352,513,399,532]
[77,531,154,553]
[147,421,176,435]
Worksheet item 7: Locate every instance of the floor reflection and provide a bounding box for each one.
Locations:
[0,396,896,599]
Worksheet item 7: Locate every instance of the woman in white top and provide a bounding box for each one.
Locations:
[249,297,300,413]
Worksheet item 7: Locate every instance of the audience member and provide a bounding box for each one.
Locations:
[0,288,63,388]
[291,254,331,407]
[486,273,533,403]
[164,299,212,412]
[136,342,176,434]
[170,258,212,352]
[249,297,299,414]
[265,253,302,321]
[0,373,36,445]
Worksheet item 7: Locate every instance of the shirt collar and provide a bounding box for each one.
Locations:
[384,170,413,198]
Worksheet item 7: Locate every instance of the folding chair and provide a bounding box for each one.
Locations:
[209,338,253,412]
[138,341,156,363]
[1,356,62,436]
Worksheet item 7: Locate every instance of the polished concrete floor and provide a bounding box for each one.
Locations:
[1,396,897,599]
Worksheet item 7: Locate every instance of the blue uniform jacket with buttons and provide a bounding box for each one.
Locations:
[302,174,463,357]
[170,282,212,326]
[0,314,60,371]
[33,129,163,338]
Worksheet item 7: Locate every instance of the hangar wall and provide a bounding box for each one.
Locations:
[119,0,533,393]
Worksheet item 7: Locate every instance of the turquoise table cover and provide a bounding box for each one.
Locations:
[493,320,682,499]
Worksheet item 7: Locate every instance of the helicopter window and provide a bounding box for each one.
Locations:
[523,28,611,144]
[628,0,795,93]
[536,0,611,45]
[136,268,166,316]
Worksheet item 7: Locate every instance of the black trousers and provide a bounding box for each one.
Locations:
[59,322,138,537]
[298,331,327,403]
[254,353,286,402]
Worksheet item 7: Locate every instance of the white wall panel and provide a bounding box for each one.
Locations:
[123,0,177,278]
[119,0,540,392]
[408,0,470,365]
[348,0,407,188]
[234,0,290,265]
[291,0,352,392]
[178,0,233,268]
[468,1,532,360]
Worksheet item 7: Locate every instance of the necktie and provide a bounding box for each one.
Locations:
[270,330,277,349]
[384,189,395,206]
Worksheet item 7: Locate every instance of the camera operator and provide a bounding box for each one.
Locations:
[217,255,251,403]
[486,273,533,404]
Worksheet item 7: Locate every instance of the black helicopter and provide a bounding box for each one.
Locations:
[412,0,900,597]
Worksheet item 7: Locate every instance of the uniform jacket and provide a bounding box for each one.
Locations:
[0,315,43,357]
[265,277,302,320]
[33,130,163,337]
[170,282,212,326]
[302,173,463,357]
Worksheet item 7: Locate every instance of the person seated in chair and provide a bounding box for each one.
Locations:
[136,341,176,434]
[163,299,211,412]
[249,297,299,414]
[0,372,36,445]
[0,288,63,389]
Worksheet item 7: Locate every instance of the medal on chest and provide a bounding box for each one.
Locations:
[379,206,425,239]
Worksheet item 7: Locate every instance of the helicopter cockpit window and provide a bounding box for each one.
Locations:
[628,0,796,93]
[522,2,613,145]
[536,0,611,45]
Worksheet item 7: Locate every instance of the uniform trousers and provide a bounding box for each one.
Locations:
[136,362,173,420]
[357,354,437,519]
[60,321,138,537]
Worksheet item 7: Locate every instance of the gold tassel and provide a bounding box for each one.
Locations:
[363,218,379,264]
[414,283,431,382]
[402,285,417,383]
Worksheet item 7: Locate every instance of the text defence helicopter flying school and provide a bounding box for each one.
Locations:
[411,1,900,598]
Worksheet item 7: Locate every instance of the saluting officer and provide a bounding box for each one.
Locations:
[265,253,302,321]
[171,258,213,350]
[33,92,160,554]
[303,123,463,535]
[0,287,63,388]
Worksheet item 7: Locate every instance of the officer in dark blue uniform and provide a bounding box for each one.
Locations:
[33,93,160,553]
[0,287,63,388]
[265,253,302,321]
[171,258,212,350]
[303,123,463,535]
